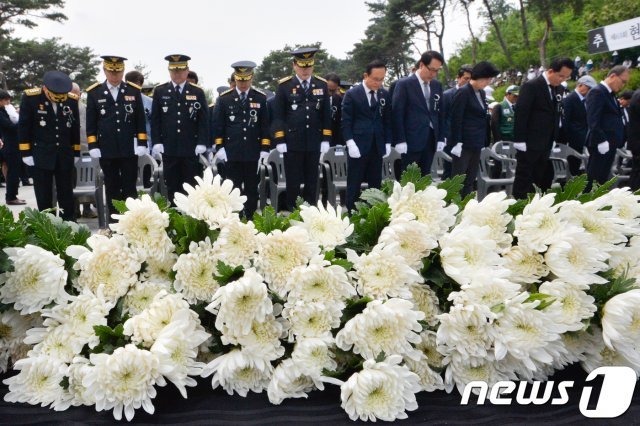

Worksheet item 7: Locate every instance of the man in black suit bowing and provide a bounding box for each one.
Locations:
[512,57,574,199]
[561,75,596,176]
[585,65,630,187]
[341,60,392,211]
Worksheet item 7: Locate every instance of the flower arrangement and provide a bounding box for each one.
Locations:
[1,167,639,422]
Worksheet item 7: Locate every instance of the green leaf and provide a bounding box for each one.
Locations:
[527,293,556,310]
[400,163,432,191]
[347,203,391,251]
[549,175,588,204]
[253,206,289,234]
[359,188,388,207]
[507,198,528,217]
[437,175,465,204]
[214,260,244,285]
[111,199,128,214]
[578,177,618,203]
[152,193,171,212]
[340,297,372,326]
[381,179,395,196]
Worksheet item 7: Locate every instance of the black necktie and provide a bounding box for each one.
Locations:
[302,80,309,93]
[175,85,181,96]
[369,90,377,110]
[240,91,247,105]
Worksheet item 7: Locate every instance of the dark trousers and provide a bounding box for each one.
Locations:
[284,150,320,210]
[163,155,200,205]
[586,145,616,189]
[441,144,453,179]
[629,152,640,191]
[31,160,75,221]
[451,148,481,197]
[3,152,21,201]
[347,143,383,211]
[513,149,552,199]
[225,160,258,218]
[567,141,586,177]
[400,133,435,177]
[100,157,138,219]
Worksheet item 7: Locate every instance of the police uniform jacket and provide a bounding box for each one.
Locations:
[212,88,270,162]
[18,88,80,170]
[85,81,147,158]
[271,75,332,152]
[150,81,210,157]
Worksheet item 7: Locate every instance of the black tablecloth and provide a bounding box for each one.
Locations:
[0,364,638,425]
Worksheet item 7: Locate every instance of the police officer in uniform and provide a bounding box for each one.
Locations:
[212,61,270,218]
[271,47,332,210]
[86,56,148,218]
[151,55,209,204]
[18,71,80,221]
[491,85,519,143]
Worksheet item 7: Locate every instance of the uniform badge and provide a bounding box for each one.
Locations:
[67,122,72,128]
[186,95,196,100]
[124,95,135,101]
[250,103,260,109]
[100,109,106,115]
[104,91,108,95]
[38,104,44,110]
[163,106,168,113]
[507,117,512,122]
[40,120,46,127]
[291,104,298,110]
[229,115,235,121]
[98,99,107,103]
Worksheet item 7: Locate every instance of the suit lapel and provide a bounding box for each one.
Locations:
[410,74,429,112]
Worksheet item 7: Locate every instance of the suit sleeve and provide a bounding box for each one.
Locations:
[211,98,225,150]
[197,90,210,147]
[449,88,468,146]
[586,90,607,146]
[436,84,446,143]
[85,91,99,149]
[17,94,33,157]
[391,80,406,145]
[259,97,271,151]
[271,84,287,144]
[628,92,640,152]
[150,88,162,147]
[71,100,81,156]
[491,103,503,142]
[321,85,332,143]
[562,96,576,146]
[340,90,354,143]
[441,91,452,143]
[513,81,534,143]
[134,90,148,147]
[383,92,392,145]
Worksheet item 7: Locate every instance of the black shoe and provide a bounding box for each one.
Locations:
[21,180,33,186]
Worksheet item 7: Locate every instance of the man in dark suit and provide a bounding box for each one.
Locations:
[561,75,596,176]
[512,57,574,199]
[392,51,446,176]
[151,54,210,204]
[441,64,472,178]
[448,61,500,197]
[18,71,80,221]
[0,90,24,205]
[628,89,640,191]
[585,65,630,187]
[325,73,344,146]
[342,60,392,211]
[271,47,332,210]
[618,90,633,144]
[212,61,270,218]
[86,56,148,219]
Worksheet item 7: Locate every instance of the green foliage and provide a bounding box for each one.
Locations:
[91,324,127,355]
[527,292,556,311]
[111,199,128,214]
[168,210,216,255]
[358,188,389,207]
[589,271,637,326]
[437,174,467,206]
[549,175,589,204]
[400,163,433,191]
[324,250,354,271]
[214,261,244,285]
[252,206,290,234]
[340,297,372,327]
[347,202,392,252]
[20,208,90,257]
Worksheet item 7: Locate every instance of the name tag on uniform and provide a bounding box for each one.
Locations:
[250,103,260,108]
[186,95,197,100]
[161,96,171,99]
[37,110,47,115]
[97,99,107,103]
[124,96,135,101]
[312,89,324,95]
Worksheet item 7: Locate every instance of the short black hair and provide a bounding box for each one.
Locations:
[457,64,472,78]
[619,90,634,100]
[229,72,235,83]
[187,70,199,83]
[324,73,340,85]
[549,57,574,72]
[125,70,144,86]
[365,59,386,75]
[420,50,445,67]
[471,61,500,80]
[0,89,11,100]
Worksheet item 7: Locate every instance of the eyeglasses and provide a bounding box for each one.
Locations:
[426,65,441,73]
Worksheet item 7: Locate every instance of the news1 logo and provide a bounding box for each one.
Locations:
[461,366,637,418]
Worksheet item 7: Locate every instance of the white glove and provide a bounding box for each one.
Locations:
[385,143,391,157]
[346,140,361,158]
[5,104,19,124]
[22,156,34,166]
[135,146,148,156]
[89,148,102,158]
[597,141,609,155]
[436,141,446,152]
[513,142,527,152]
[207,151,215,164]
[215,147,227,162]
[276,143,287,153]
[152,144,164,156]
[320,141,330,153]
[395,142,408,154]
[195,144,207,155]
[450,143,463,158]
[259,151,269,162]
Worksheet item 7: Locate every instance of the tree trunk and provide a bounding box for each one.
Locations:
[436,0,451,81]
[518,0,530,49]
[482,0,514,67]
[462,1,478,64]
[539,8,553,68]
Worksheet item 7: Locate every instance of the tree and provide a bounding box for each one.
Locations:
[517,0,530,49]
[457,0,478,64]
[0,0,66,35]
[481,0,514,68]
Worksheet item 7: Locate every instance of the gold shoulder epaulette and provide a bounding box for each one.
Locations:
[188,81,202,89]
[209,102,215,108]
[24,87,42,96]
[339,88,346,94]
[314,75,327,83]
[278,75,293,84]
[68,92,79,100]
[85,82,100,92]
[253,88,266,96]
[126,81,141,90]
[220,88,234,96]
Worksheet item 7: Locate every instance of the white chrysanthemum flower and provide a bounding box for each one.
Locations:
[207,268,272,337]
[336,299,424,361]
[64,358,95,408]
[151,309,210,398]
[601,289,640,362]
[436,304,495,358]
[255,227,320,295]
[123,291,194,347]
[444,352,508,395]
[0,245,69,314]
[123,281,172,316]
[347,244,423,300]
[439,224,507,286]
[3,355,68,408]
[608,238,640,280]
[268,358,320,404]
[388,182,458,240]
[415,330,445,370]
[0,310,33,372]
[213,218,258,268]
[67,235,141,303]
[287,255,355,305]
[539,280,596,333]
[553,330,601,369]
[282,300,342,342]
[174,169,246,228]
[173,238,220,304]
[460,192,515,252]
[290,201,353,251]
[110,194,173,261]
[201,349,272,396]
[141,250,177,287]
[492,294,565,371]
[408,284,441,327]
[84,344,164,421]
[582,326,640,375]
[339,355,420,422]
[502,245,549,285]
[592,187,640,234]
[377,213,437,268]
[544,227,609,285]
[291,338,337,378]
[514,193,563,252]
[449,276,521,309]
[404,353,445,392]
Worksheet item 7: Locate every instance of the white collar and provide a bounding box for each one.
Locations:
[542,72,552,87]
[296,75,310,86]
[173,81,184,90]
[416,72,430,86]
[236,87,249,97]
[107,82,120,91]
[600,80,613,93]
[362,80,376,95]
[504,98,513,107]
[574,89,585,101]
